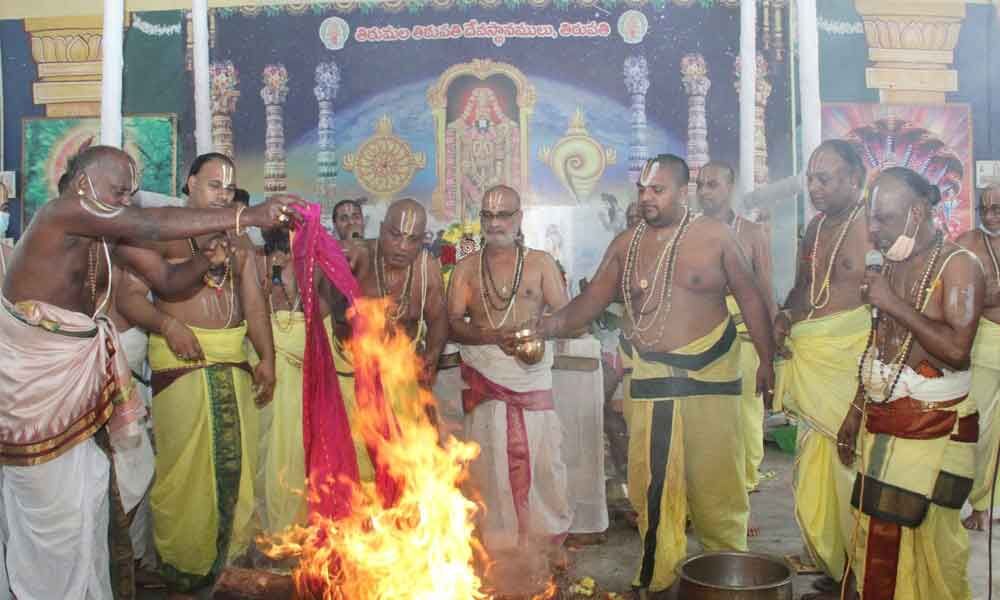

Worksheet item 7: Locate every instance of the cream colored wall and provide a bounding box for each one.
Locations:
[1,0,995,20]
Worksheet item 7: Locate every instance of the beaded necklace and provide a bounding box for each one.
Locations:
[189,238,232,292]
[983,230,1000,282]
[482,243,523,311]
[858,233,944,402]
[621,208,694,346]
[188,238,235,328]
[268,257,301,333]
[375,242,413,324]
[808,203,864,313]
[479,243,524,330]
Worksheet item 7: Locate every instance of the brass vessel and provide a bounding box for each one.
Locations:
[513,328,544,365]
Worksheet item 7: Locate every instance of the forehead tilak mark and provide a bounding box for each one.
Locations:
[639,161,660,186]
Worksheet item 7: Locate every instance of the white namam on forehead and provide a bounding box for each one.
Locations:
[129,161,138,192]
[220,162,233,188]
[484,189,506,211]
[639,160,660,186]
[398,207,416,236]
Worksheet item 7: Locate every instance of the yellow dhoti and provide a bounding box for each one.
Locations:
[148,323,258,592]
[625,319,746,592]
[261,312,307,534]
[968,317,1000,513]
[850,360,975,600]
[774,306,870,579]
[726,296,764,492]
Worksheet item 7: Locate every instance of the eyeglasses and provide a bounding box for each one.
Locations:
[479,209,520,221]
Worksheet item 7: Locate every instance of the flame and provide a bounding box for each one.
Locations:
[261,297,560,599]
[261,297,486,599]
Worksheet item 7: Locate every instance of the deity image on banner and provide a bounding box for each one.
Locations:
[447,81,520,223]
[428,60,536,222]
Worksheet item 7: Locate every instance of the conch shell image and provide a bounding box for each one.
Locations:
[539,108,616,202]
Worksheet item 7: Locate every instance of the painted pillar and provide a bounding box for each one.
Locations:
[261,64,289,195]
[623,56,650,184]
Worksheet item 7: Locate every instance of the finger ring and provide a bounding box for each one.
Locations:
[278,214,289,224]
[860,283,869,293]
[767,389,774,394]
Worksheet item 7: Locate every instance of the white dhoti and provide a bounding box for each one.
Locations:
[461,344,573,552]
[3,439,111,599]
[117,326,156,569]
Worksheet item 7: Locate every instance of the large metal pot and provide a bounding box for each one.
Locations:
[676,552,793,600]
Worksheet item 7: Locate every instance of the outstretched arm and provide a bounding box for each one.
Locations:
[538,235,624,339]
[51,193,303,243]
[116,270,205,361]
[114,239,228,298]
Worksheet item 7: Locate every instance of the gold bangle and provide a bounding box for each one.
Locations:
[235,205,246,236]
[850,403,864,415]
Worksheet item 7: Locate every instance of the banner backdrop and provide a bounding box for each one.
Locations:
[210,2,792,291]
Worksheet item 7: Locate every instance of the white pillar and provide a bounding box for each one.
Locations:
[192,0,212,155]
[99,0,124,148]
[796,0,821,163]
[739,0,756,196]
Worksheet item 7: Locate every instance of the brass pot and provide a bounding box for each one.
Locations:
[676,552,793,600]
[513,328,545,365]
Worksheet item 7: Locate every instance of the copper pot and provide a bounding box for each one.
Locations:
[513,328,544,365]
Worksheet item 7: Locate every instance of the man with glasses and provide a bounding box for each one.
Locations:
[957,183,1000,532]
[446,184,574,580]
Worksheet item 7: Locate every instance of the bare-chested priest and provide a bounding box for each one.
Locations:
[772,140,873,595]
[535,154,775,596]
[956,183,1000,532]
[446,185,574,577]
[838,166,982,600]
[331,198,448,481]
[115,153,284,598]
[0,146,297,599]
[697,161,777,498]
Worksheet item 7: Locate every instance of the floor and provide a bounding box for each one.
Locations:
[138,443,999,599]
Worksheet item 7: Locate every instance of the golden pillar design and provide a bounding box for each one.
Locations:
[24,17,122,118]
[855,0,964,104]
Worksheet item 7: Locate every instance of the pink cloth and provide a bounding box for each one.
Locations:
[461,363,554,538]
[290,203,400,520]
[0,295,144,465]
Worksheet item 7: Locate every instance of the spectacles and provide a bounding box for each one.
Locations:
[979,205,1000,218]
[479,209,520,221]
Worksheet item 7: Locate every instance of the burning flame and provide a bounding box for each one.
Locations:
[261,298,558,600]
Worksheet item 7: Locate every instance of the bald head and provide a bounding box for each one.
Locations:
[481,185,523,247]
[62,145,138,216]
[380,198,427,268]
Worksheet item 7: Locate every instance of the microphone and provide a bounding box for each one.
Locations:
[271,265,283,286]
[865,250,883,320]
[351,232,361,240]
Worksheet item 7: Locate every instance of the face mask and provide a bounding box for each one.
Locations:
[884,209,917,262]
[0,211,8,236]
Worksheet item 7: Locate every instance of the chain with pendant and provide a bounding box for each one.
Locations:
[188,238,235,328]
[375,242,413,324]
[269,257,301,333]
[621,209,694,346]
[479,243,524,330]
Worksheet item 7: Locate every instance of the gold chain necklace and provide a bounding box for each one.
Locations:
[808,203,864,312]
[622,209,694,346]
[860,234,944,401]
[269,258,301,333]
[375,242,413,324]
[189,238,231,291]
[479,244,524,330]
